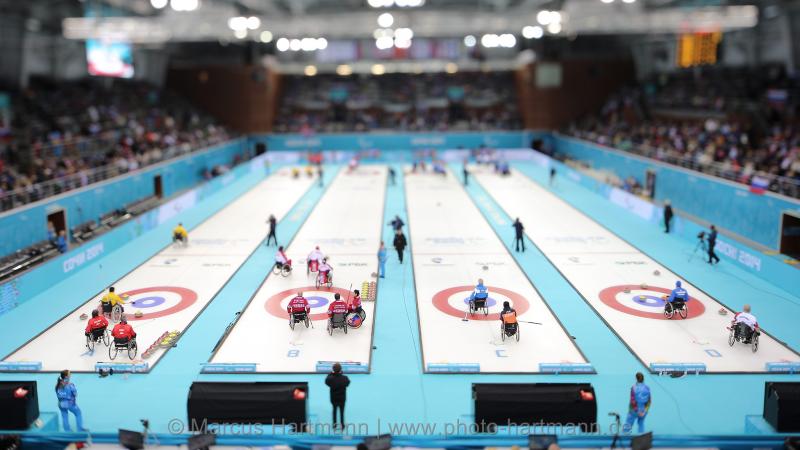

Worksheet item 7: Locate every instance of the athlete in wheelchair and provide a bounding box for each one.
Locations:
[109,316,138,360]
[346,289,367,329]
[499,301,520,342]
[172,223,189,246]
[273,246,292,277]
[307,246,324,275]
[287,292,311,330]
[84,310,109,350]
[327,294,349,335]
[664,280,689,319]
[468,279,489,317]
[728,304,760,352]
[316,258,333,288]
[99,286,125,322]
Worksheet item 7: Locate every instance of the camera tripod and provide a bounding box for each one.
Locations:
[688,237,708,262]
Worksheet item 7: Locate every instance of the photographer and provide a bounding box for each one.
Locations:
[707,225,720,265]
[325,363,350,431]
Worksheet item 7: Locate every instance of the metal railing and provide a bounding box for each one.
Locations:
[0,134,234,213]
[566,131,800,200]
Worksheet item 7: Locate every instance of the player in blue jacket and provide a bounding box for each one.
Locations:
[667,280,689,303]
[624,372,651,433]
[470,279,489,302]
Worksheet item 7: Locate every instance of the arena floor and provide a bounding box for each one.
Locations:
[1,159,799,437]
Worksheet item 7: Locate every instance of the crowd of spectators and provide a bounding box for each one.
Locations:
[567,65,800,197]
[274,71,521,133]
[0,78,231,209]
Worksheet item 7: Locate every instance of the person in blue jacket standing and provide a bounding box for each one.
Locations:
[624,372,651,433]
[377,241,387,279]
[56,370,87,432]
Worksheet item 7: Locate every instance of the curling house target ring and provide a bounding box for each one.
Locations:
[598,285,705,320]
[432,286,530,321]
[120,286,198,320]
[265,286,353,321]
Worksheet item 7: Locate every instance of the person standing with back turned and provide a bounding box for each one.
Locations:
[325,362,350,431]
[624,372,651,434]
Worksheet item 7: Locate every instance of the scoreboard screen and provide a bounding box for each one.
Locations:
[676,32,721,68]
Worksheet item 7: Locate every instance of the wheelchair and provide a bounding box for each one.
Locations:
[316,271,333,289]
[109,337,138,360]
[289,310,310,330]
[327,313,348,335]
[273,260,292,277]
[664,299,688,319]
[500,321,520,342]
[101,303,124,323]
[346,308,367,329]
[307,259,319,276]
[728,322,760,353]
[468,296,489,317]
[172,233,188,247]
[86,328,110,351]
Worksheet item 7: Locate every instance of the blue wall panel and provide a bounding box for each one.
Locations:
[251,131,532,151]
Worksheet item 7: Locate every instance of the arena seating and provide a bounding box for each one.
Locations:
[273,72,521,133]
[566,66,800,198]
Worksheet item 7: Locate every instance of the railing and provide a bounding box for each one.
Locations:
[566,131,800,199]
[0,134,234,212]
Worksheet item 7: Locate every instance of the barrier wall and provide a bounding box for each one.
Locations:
[0,152,269,317]
[553,135,800,250]
[251,131,533,152]
[521,150,800,293]
[0,139,248,256]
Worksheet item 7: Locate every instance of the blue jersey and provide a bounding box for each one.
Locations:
[668,287,688,302]
[630,383,651,413]
[472,284,488,300]
[56,383,77,408]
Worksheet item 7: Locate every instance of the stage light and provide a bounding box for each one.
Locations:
[276,37,289,51]
[464,35,476,47]
[304,65,317,76]
[378,13,394,28]
[246,16,260,30]
[151,0,168,9]
[260,30,273,43]
[371,64,386,75]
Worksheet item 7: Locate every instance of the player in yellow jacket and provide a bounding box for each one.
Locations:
[172,223,188,245]
[99,286,125,319]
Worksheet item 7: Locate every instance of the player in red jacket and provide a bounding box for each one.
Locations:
[84,310,109,342]
[349,289,365,317]
[327,293,349,318]
[287,292,310,317]
[111,316,137,345]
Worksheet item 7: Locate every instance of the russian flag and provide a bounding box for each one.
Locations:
[750,175,770,194]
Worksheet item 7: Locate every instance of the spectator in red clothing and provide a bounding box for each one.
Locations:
[111,316,137,345]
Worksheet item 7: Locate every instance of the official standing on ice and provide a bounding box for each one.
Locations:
[266,215,277,246]
[377,241,387,278]
[513,218,525,252]
[393,229,407,263]
[624,372,651,434]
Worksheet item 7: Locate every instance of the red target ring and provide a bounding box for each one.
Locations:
[120,286,198,320]
[432,286,530,321]
[598,285,705,320]
[265,286,354,321]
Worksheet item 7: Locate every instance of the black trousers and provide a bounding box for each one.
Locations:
[708,244,719,264]
[514,235,525,252]
[396,248,404,263]
[664,217,672,233]
[332,401,345,428]
[266,231,277,246]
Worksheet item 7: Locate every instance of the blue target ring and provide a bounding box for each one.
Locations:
[131,296,166,308]
[632,295,665,308]
[306,296,329,309]
[462,296,498,308]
